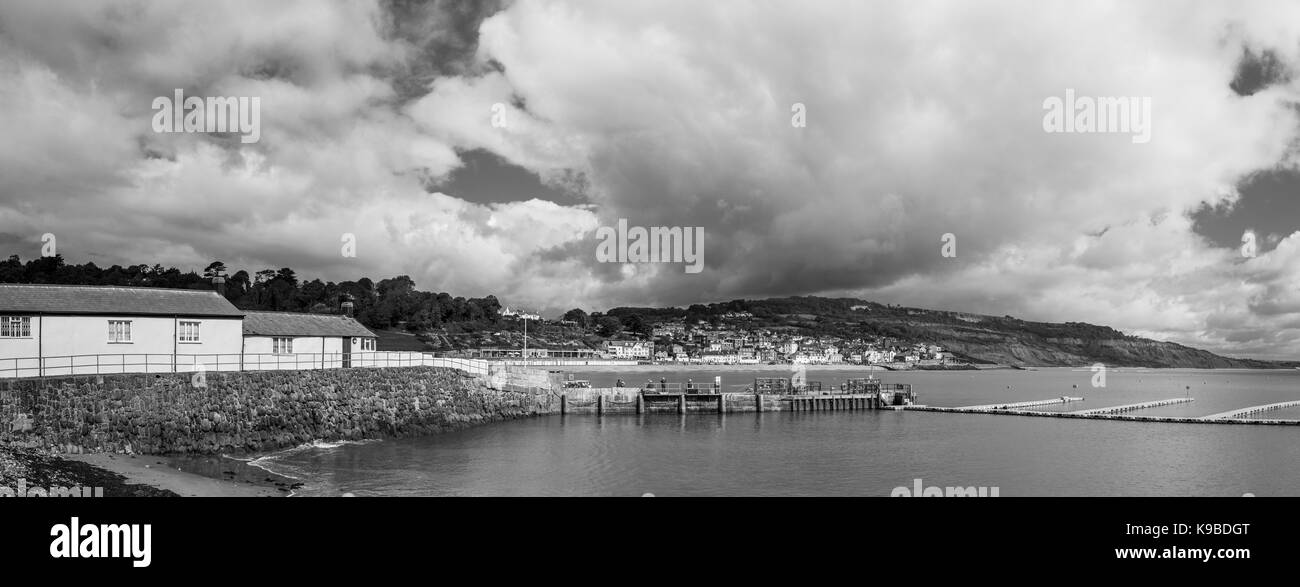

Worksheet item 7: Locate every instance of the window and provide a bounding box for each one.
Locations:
[361,338,376,351]
[0,316,31,338]
[108,320,132,343]
[272,337,293,355]
[178,321,201,343]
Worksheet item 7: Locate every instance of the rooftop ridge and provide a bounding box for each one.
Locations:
[0,283,224,295]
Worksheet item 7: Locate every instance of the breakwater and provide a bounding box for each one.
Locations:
[1069,397,1193,415]
[555,388,911,414]
[953,397,1084,411]
[1200,400,1300,420]
[905,397,1300,425]
[0,367,560,455]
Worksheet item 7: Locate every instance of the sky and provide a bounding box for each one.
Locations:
[1,0,1299,359]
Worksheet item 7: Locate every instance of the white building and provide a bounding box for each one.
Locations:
[242,311,377,369]
[500,307,540,321]
[0,284,392,377]
[602,340,652,360]
[0,284,245,376]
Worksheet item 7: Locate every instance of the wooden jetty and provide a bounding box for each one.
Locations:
[952,397,1084,411]
[552,379,1300,426]
[906,396,1300,425]
[557,378,917,415]
[1068,398,1193,415]
[1200,400,1300,421]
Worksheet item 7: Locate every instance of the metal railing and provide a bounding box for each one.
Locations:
[0,351,429,379]
[636,382,723,394]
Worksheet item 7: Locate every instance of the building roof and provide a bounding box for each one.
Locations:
[0,284,244,317]
[242,311,375,338]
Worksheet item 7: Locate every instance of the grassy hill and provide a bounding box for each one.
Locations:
[615,296,1299,369]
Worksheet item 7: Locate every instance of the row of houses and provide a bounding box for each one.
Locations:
[0,284,379,377]
[467,340,653,361]
[644,322,958,365]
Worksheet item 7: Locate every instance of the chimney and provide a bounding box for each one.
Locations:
[211,275,226,298]
[341,294,355,317]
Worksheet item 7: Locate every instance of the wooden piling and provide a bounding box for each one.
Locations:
[677,394,686,414]
[755,393,763,413]
[560,394,567,415]
[717,394,725,413]
[597,394,604,415]
[636,393,643,414]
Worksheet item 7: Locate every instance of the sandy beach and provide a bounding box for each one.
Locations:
[65,454,282,497]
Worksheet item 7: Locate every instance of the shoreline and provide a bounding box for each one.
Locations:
[559,363,1007,372]
[557,363,1293,372]
[62,454,286,497]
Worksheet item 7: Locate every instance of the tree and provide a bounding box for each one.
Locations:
[227,270,251,304]
[684,303,710,323]
[203,261,228,279]
[622,314,650,338]
[596,315,623,337]
[563,308,590,328]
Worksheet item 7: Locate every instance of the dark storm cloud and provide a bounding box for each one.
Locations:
[1229,47,1291,96]
[431,149,581,205]
[1191,169,1300,254]
[380,0,511,100]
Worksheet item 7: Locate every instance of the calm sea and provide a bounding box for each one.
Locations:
[234,368,1300,496]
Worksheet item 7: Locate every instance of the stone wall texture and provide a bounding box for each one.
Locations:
[0,367,559,455]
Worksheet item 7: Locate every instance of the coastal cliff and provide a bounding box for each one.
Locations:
[899,323,1290,368]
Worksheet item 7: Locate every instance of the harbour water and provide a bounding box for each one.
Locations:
[234,368,1300,496]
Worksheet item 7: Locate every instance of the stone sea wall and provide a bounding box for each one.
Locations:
[0,367,559,455]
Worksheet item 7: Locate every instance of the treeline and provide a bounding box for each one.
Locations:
[0,255,502,332]
[580,295,1134,343]
[0,255,1132,343]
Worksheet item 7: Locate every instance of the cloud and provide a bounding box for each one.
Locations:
[3,0,1300,358]
[0,0,593,300]
[409,0,1300,357]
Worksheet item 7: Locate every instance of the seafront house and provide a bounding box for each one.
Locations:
[241,311,378,369]
[0,283,388,377]
[0,284,245,377]
[602,340,652,360]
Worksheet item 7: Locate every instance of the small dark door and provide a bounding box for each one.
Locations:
[343,337,352,368]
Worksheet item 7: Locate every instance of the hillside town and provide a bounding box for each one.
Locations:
[453,310,964,368]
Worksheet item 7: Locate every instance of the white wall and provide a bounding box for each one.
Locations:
[0,315,243,377]
[244,335,329,370]
[242,336,380,370]
[0,319,404,377]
